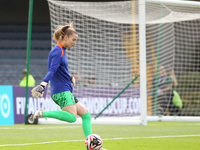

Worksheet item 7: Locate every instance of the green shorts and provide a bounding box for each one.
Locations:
[51,91,79,108]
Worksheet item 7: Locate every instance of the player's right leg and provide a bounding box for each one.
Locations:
[30,108,43,120]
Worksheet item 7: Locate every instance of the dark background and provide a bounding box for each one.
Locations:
[0,0,49,24]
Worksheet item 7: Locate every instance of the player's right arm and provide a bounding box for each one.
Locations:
[31,47,62,98]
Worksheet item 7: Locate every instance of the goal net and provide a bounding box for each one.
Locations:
[46,0,200,123]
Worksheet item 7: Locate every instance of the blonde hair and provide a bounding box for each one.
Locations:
[53,22,77,42]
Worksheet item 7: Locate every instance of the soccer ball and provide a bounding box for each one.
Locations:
[85,134,103,150]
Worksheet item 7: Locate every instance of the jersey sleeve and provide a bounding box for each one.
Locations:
[43,48,62,83]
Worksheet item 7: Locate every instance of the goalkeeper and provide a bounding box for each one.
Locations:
[30,22,92,139]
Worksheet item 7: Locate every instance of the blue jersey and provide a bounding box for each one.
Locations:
[43,42,73,95]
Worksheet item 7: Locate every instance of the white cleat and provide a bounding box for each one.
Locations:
[30,108,43,120]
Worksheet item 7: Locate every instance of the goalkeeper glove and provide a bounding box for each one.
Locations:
[71,76,76,86]
[31,82,47,99]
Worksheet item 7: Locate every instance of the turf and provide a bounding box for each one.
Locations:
[0,122,200,150]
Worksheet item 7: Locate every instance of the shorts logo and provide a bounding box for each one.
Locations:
[0,94,10,118]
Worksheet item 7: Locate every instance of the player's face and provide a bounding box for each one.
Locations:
[65,33,78,48]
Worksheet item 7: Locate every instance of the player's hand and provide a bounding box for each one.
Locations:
[71,76,76,86]
[31,82,47,99]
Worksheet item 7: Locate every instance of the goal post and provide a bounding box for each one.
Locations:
[45,0,200,125]
[139,0,147,125]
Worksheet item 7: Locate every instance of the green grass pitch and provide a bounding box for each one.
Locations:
[0,122,200,150]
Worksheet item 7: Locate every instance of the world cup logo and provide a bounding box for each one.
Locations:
[0,94,10,118]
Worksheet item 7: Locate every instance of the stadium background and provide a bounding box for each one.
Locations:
[0,0,200,86]
[0,2,200,150]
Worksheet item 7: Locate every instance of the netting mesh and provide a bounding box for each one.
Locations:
[47,0,200,117]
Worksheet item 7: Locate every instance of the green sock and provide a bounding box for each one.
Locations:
[43,111,76,123]
[81,112,92,138]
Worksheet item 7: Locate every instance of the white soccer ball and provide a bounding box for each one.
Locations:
[85,134,103,150]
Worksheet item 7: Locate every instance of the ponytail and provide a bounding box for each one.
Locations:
[53,22,77,42]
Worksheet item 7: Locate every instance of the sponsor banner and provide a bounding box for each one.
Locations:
[13,86,140,124]
[0,86,14,125]
[73,87,141,116]
[79,97,141,116]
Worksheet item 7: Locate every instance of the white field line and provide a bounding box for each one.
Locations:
[0,126,81,130]
[149,123,200,126]
[0,134,200,147]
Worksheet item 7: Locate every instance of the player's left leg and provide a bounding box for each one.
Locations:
[76,101,92,138]
[31,91,77,123]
